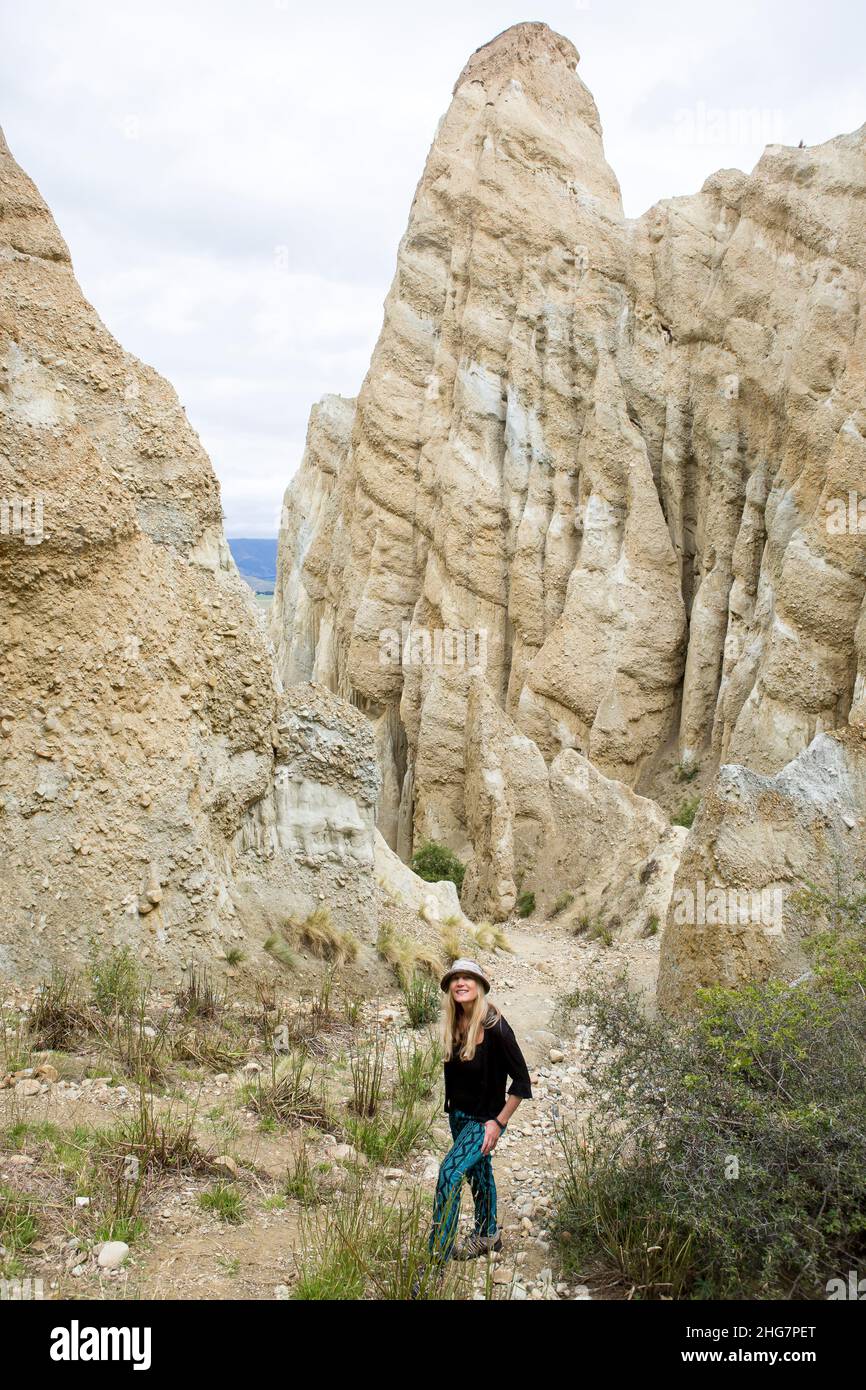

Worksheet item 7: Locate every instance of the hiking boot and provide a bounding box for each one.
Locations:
[453,1228,503,1261]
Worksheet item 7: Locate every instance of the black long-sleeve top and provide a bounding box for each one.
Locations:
[443,1012,533,1121]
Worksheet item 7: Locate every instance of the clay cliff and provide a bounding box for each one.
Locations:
[0,128,380,981]
[274,23,866,987]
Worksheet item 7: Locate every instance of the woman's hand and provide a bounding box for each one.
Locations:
[481,1120,501,1156]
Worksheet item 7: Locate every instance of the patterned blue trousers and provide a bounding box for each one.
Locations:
[428,1110,498,1261]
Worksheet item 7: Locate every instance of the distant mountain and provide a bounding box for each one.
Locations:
[228,538,277,594]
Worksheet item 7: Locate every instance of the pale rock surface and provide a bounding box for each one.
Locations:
[657,730,866,1010]
[374,829,466,926]
[274,23,866,939]
[233,683,379,942]
[461,669,686,924]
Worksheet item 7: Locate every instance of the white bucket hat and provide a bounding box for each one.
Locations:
[440,958,491,993]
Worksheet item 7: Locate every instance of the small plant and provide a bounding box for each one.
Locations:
[29,968,86,1051]
[377,921,414,985]
[293,1175,456,1301]
[109,1088,206,1174]
[473,921,513,954]
[516,891,535,919]
[411,842,466,894]
[175,964,223,1021]
[413,945,445,979]
[349,1028,387,1117]
[254,975,278,1014]
[296,906,358,964]
[549,892,575,920]
[401,972,441,1029]
[643,914,660,938]
[283,1145,323,1206]
[440,917,464,963]
[0,1186,39,1262]
[672,796,700,829]
[199,1183,245,1224]
[174,1027,244,1073]
[225,948,245,966]
[264,935,299,971]
[86,1146,149,1245]
[675,761,700,783]
[89,944,141,1017]
[341,989,363,1027]
[245,1053,333,1132]
[573,914,612,945]
[110,997,173,1086]
[345,1106,434,1166]
[1,1012,31,1074]
[393,1037,441,1108]
[309,966,336,1025]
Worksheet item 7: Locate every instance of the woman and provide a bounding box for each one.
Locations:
[416,958,532,1290]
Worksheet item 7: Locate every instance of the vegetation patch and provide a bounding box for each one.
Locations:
[554,873,866,1298]
[411,842,466,894]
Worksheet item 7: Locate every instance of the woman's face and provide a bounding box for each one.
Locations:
[450,973,479,1008]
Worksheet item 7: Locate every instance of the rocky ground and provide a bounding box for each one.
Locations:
[0,914,657,1301]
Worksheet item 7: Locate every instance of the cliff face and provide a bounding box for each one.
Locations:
[0,130,379,981]
[274,23,866,934]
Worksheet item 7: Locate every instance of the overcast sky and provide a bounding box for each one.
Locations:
[2,1,864,535]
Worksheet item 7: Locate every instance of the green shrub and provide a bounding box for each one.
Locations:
[88,945,141,1016]
[555,958,866,1298]
[393,1037,442,1108]
[516,892,535,919]
[791,866,866,996]
[672,797,700,829]
[411,842,466,894]
[401,971,441,1029]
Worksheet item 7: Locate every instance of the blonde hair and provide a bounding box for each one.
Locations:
[443,983,501,1062]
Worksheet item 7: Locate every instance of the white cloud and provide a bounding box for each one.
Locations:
[2,0,863,534]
